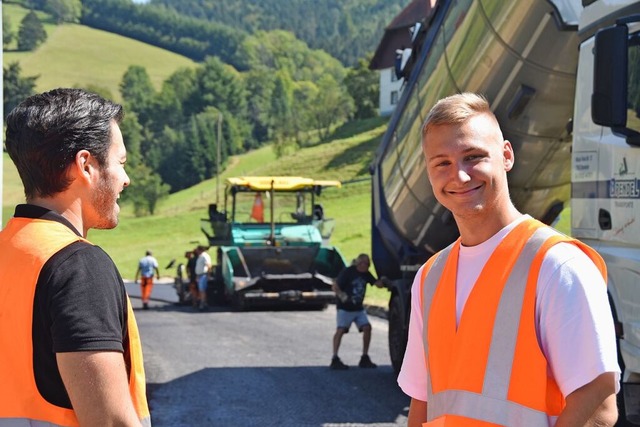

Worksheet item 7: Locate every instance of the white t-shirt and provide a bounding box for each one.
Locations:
[397,216,620,402]
[195,251,212,276]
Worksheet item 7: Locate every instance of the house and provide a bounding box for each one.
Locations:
[369,0,437,116]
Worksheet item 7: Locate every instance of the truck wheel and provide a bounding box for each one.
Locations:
[388,293,408,376]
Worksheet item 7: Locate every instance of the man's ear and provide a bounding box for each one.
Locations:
[503,140,515,171]
[73,150,96,183]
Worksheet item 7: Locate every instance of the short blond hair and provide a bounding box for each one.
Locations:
[421,92,496,139]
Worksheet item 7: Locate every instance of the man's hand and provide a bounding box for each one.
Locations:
[332,281,348,302]
[375,276,391,288]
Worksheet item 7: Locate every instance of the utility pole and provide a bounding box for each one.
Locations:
[216,112,222,206]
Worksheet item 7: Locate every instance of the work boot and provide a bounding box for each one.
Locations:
[143,302,149,310]
[330,356,349,370]
[358,354,377,368]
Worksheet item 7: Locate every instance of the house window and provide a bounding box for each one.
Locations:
[391,91,399,105]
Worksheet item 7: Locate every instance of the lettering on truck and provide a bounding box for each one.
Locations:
[609,178,640,199]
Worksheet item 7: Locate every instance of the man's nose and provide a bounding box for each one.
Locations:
[454,163,472,183]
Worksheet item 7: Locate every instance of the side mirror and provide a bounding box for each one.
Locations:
[592,25,628,128]
[592,24,640,146]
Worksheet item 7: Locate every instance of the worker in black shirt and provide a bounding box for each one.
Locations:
[0,89,150,426]
[330,253,385,370]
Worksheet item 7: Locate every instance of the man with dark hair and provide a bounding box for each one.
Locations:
[0,88,151,426]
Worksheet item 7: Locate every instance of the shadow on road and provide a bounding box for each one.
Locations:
[147,366,409,427]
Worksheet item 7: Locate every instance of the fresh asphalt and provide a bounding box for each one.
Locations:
[125,279,410,427]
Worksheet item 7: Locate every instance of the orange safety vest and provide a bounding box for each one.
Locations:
[420,218,606,426]
[0,218,151,427]
[250,192,265,223]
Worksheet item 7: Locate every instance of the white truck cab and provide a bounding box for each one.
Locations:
[570,0,640,422]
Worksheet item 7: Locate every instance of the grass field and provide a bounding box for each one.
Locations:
[3,3,196,100]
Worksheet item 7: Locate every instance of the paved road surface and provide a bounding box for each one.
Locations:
[126,280,410,427]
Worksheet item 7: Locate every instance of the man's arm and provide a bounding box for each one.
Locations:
[372,275,389,288]
[331,280,340,293]
[57,351,143,427]
[555,372,618,427]
[134,266,140,283]
[407,398,428,427]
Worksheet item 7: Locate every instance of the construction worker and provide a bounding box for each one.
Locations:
[135,250,160,310]
[398,93,619,426]
[0,89,150,426]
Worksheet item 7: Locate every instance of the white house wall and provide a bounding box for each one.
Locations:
[379,68,404,116]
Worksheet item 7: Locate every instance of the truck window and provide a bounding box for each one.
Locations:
[628,32,640,134]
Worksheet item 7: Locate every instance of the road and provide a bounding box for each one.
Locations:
[126,281,410,427]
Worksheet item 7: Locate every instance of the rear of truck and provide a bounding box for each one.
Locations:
[371,0,580,373]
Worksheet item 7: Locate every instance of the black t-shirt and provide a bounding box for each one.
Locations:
[187,256,197,282]
[15,205,129,409]
[335,265,377,311]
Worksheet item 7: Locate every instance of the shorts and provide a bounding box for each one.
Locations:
[197,274,208,292]
[336,309,370,332]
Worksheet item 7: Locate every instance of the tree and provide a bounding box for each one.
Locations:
[17,10,47,51]
[310,75,354,141]
[123,164,170,217]
[188,57,251,149]
[344,57,379,119]
[291,81,318,146]
[120,65,156,126]
[45,0,82,24]
[118,113,144,168]
[3,62,38,118]
[3,14,15,49]
[244,68,275,143]
[270,72,294,157]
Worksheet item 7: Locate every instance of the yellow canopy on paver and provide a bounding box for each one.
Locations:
[226,176,341,191]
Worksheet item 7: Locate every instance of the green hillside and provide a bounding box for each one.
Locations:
[2,3,196,100]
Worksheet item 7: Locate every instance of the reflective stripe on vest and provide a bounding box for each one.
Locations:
[0,218,151,427]
[420,219,606,426]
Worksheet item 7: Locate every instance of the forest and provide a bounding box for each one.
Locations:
[4,0,392,215]
[147,0,406,66]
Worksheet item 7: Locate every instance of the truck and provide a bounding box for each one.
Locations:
[370,0,640,423]
[200,176,347,310]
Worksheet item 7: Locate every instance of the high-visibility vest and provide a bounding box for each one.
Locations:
[0,218,151,427]
[250,192,265,223]
[420,218,606,426]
